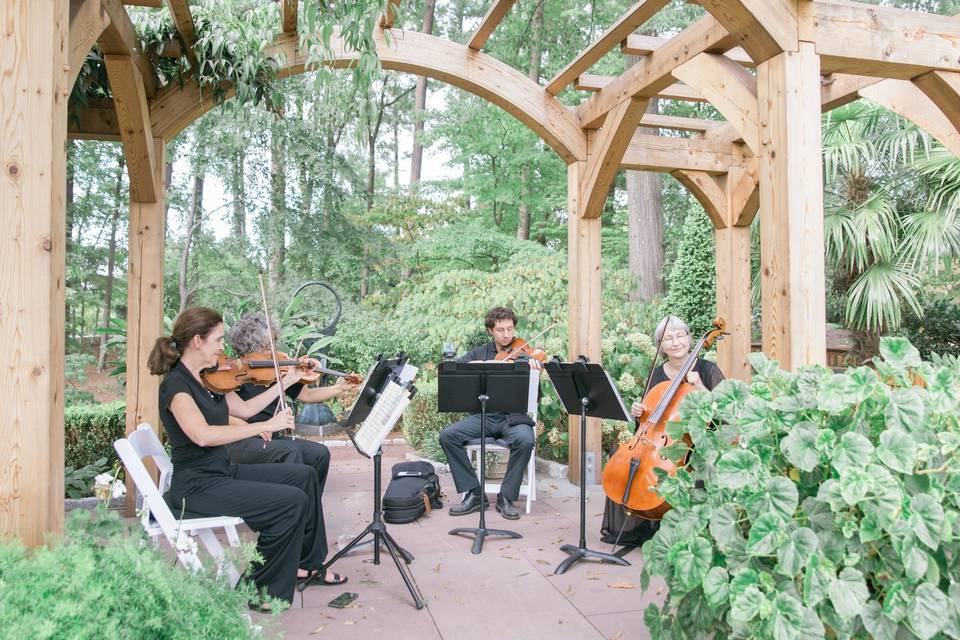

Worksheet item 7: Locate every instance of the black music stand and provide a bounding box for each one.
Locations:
[322,354,425,609]
[438,361,531,554]
[544,356,633,575]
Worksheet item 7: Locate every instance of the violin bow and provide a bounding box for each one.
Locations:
[257,269,288,417]
[503,321,558,361]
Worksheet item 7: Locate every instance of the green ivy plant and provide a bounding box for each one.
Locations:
[642,337,960,640]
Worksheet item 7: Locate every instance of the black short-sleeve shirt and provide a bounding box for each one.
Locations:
[649,358,724,391]
[158,360,231,473]
[234,382,304,424]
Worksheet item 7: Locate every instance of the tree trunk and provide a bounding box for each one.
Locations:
[269,108,287,290]
[178,171,204,313]
[409,0,436,187]
[230,148,246,239]
[322,129,336,231]
[516,0,544,241]
[98,154,125,371]
[66,141,75,343]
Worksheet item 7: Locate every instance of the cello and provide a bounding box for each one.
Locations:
[601,318,726,520]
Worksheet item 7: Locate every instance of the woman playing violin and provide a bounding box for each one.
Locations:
[148,306,328,609]
[222,312,357,587]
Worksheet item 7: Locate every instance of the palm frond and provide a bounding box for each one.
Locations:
[899,207,960,268]
[843,260,922,332]
[913,147,960,214]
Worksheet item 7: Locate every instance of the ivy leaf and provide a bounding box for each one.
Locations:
[827,567,869,621]
[716,450,762,490]
[865,464,903,528]
[816,479,846,511]
[877,429,916,474]
[673,536,713,591]
[910,493,945,550]
[712,378,751,422]
[730,585,766,624]
[838,467,873,506]
[767,476,800,522]
[781,422,821,472]
[846,366,880,404]
[803,555,833,607]
[908,583,949,640]
[738,396,772,446]
[817,374,854,413]
[702,566,730,609]
[880,337,923,369]
[729,566,759,597]
[928,367,960,414]
[749,351,781,380]
[885,388,927,433]
[798,606,826,640]
[831,431,874,474]
[746,513,782,555]
[770,592,805,640]
[801,497,835,531]
[709,504,743,552]
[861,600,899,640]
[777,528,820,577]
[944,583,960,639]
[904,546,928,583]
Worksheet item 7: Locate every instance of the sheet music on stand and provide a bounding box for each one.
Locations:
[353,363,418,458]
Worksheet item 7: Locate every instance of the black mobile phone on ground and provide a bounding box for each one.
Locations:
[328,592,358,609]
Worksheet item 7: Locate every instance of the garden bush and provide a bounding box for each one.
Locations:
[0,507,274,638]
[642,337,960,640]
[64,401,126,496]
[402,379,461,464]
[902,294,960,358]
[665,204,717,337]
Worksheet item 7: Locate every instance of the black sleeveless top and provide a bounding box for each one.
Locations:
[648,358,724,391]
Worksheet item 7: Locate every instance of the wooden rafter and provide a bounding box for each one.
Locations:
[380,0,401,28]
[820,73,881,111]
[698,0,797,63]
[579,98,648,218]
[639,113,723,133]
[575,75,706,102]
[467,0,517,51]
[913,71,960,136]
[673,53,759,152]
[69,0,110,88]
[728,156,759,227]
[123,0,163,6]
[103,54,158,202]
[68,99,122,141]
[799,1,960,79]
[860,80,960,158]
[165,0,198,66]
[621,33,752,67]
[576,15,737,128]
[100,0,159,98]
[546,0,670,96]
[619,132,736,175]
[672,170,728,228]
[281,0,299,34]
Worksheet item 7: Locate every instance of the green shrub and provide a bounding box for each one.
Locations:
[0,507,277,638]
[402,380,462,464]
[902,294,960,358]
[64,401,125,473]
[642,337,960,640]
[665,204,717,337]
[65,353,97,407]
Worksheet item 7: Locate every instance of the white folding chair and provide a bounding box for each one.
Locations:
[465,370,539,514]
[114,423,244,587]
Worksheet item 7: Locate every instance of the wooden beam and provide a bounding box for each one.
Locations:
[576,15,737,129]
[68,98,122,141]
[913,71,960,137]
[619,133,736,175]
[575,74,706,102]
[639,113,722,133]
[125,137,166,513]
[546,0,671,95]
[165,0,197,66]
[757,42,826,369]
[698,0,797,64]
[281,0,298,34]
[566,161,603,485]
[124,0,163,6]
[860,79,960,159]
[467,0,517,51]
[580,98,648,219]
[674,53,759,153]
[820,73,881,112]
[159,39,182,58]
[714,222,753,380]
[621,33,753,67]
[728,155,759,226]
[103,55,157,202]
[69,0,109,88]
[799,1,960,79]
[672,170,727,228]
[380,0,401,28]
[99,0,158,98]
[1,0,69,546]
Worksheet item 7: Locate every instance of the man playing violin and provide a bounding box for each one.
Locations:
[439,306,540,521]
[225,312,358,587]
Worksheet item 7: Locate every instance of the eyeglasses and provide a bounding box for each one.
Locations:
[661,332,689,344]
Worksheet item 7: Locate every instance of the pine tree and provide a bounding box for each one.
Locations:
[665,205,716,337]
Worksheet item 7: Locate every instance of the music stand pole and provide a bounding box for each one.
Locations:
[448,392,522,554]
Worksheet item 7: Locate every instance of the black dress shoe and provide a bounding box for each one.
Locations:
[449,490,488,516]
[496,493,520,520]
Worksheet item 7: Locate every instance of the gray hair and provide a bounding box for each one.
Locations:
[227,313,278,356]
[654,315,690,346]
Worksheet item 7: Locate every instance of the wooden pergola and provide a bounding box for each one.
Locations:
[3,0,960,545]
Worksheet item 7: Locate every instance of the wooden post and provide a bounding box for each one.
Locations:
[714,223,753,380]
[124,138,166,513]
[566,162,602,485]
[757,43,826,369]
[0,0,69,546]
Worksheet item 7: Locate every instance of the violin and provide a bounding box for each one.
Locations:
[600,318,726,520]
[495,337,548,364]
[201,350,363,394]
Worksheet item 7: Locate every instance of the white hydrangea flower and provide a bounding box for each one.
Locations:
[618,371,637,391]
[618,354,631,365]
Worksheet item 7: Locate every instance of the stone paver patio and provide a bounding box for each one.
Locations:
[252,442,665,640]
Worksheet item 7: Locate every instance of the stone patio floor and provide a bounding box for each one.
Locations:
[248,442,665,640]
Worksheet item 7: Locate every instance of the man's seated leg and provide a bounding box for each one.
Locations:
[494,421,535,520]
[438,414,490,515]
[225,435,305,465]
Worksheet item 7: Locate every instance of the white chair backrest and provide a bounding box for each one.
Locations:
[114,424,180,541]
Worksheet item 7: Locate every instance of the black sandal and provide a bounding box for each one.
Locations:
[297,567,348,591]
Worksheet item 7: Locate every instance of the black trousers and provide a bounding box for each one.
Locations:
[168,462,325,603]
[225,436,331,494]
[439,413,534,502]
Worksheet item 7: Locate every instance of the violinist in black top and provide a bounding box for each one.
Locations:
[148,306,327,609]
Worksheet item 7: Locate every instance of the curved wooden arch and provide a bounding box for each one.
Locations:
[151,29,585,162]
[859,79,960,158]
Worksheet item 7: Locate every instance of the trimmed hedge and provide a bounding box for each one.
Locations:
[64,401,125,470]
